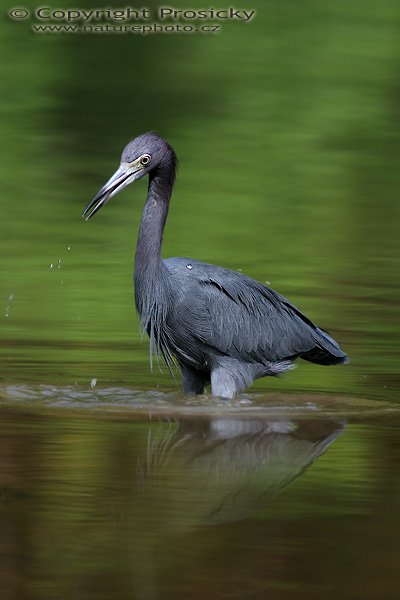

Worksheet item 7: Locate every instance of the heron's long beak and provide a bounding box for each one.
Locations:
[83,163,144,220]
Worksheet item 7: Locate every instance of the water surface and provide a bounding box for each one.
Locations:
[1,398,400,600]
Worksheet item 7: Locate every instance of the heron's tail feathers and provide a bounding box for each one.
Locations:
[268,360,297,375]
[301,327,349,366]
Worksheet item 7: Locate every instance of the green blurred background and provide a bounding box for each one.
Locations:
[1,0,399,400]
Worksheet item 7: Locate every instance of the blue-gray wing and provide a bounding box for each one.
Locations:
[166,261,347,366]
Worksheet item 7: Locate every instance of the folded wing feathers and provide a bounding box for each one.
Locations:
[197,273,321,362]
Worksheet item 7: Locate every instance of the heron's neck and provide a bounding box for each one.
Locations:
[135,167,173,276]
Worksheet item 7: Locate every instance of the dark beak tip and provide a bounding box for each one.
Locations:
[83,209,96,221]
[82,168,135,220]
[82,208,92,221]
[82,193,106,221]
[82,167,131,221]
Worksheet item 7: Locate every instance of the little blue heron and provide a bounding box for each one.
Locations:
[83,133,348,398]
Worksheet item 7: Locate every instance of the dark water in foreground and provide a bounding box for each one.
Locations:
[1,390,400,600]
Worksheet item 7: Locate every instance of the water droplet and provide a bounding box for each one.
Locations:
[90,378,97,388]
[306,402,318,410]
[49,263,54,269]
[67,245,71,251]
[5,306,10,318]
[238,268,242,272]
[9,294,14,301]
[265,280,270,285]
[57,259,62,269]
[239,398,251,406]
[186,264,193,270]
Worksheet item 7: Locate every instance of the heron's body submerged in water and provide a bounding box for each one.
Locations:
[83,133,348,398]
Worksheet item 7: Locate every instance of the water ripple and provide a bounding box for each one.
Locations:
[0,384,398,418]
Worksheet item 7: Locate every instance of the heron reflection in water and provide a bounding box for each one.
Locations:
[84,133,348,397]
[133,416,345,526]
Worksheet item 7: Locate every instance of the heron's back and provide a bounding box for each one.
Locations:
[162,257,348,369]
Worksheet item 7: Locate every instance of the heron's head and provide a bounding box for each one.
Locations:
[83,132,177,220]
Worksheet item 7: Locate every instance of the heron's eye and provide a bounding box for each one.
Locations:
[140,154,151,166]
